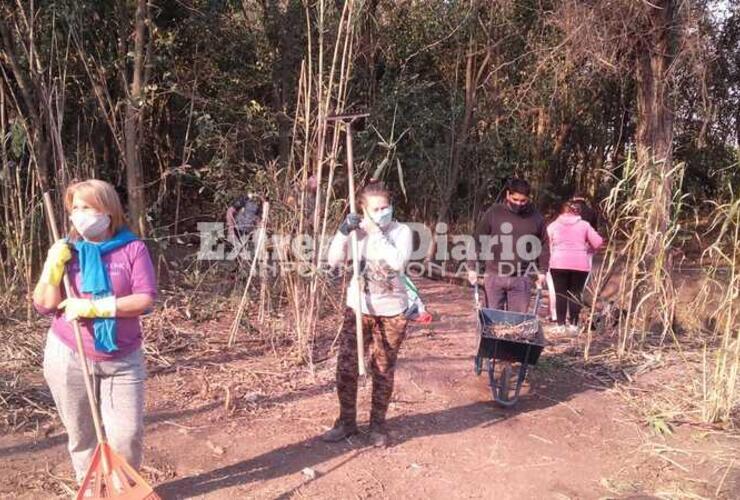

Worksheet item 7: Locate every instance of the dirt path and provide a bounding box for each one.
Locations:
[1,279,737,499]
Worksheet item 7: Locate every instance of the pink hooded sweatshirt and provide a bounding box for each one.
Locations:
[547,214,604,272]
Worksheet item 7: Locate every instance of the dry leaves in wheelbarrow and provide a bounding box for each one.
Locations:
[483,319,541,343]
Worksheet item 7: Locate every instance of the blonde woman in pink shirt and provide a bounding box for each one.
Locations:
[546,200,604,332]
[32,180,156,483]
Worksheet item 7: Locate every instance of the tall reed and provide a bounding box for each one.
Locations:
[256,0,360,368]
[584,151,687,358]
[696,191,739,423]
[0,81,43,321]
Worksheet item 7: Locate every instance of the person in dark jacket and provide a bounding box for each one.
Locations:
[467,178,548,313]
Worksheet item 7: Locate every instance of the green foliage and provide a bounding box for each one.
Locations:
[0,0,737,228]
[9,121,26,160]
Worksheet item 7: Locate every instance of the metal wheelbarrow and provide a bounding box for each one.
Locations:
[473,283,545,407]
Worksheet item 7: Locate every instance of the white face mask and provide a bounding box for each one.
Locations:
[71,211,111,240]
[372,206,394,228]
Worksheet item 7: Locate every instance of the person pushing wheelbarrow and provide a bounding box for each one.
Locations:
[466,178,549,405]
[466,178,549,307]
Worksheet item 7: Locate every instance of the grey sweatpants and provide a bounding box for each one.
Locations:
[43,332,146,482]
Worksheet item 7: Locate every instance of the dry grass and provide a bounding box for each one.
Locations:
[591,347,738,498]
[276,0,360,368]
[584,154,688,358]
[0,315,55,432]
[580,152,739,425]
[694,194,740,424]
[0,264,346,434]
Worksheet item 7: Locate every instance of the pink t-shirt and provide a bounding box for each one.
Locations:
[34,240,157,361]
[547,214,604,272]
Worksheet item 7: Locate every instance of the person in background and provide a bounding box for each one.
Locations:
[567,195,600,300]
[324,179,413,448]
[570,195,598,230]
[546,199,604,332]
[226,193,262,248]
[32,179,157,484]
[304,175,318,226]
[467,178,548,313]
[546,195,599,322]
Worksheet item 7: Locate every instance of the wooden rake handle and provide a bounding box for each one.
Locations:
[345,122,366,376]
[41,193,109,468]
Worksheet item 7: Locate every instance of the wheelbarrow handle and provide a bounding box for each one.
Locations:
[531,284,542,316]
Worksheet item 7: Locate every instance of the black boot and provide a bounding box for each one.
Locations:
[322,420,358,443]
[368,424,388,448]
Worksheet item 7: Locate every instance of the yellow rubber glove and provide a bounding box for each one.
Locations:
[39,240,73,286]
[58,296,117,321]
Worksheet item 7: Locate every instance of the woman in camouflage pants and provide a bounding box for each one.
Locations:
[324,180,413,447]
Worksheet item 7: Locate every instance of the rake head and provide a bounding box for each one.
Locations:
[76,444,160,500]
[326,111,369,131]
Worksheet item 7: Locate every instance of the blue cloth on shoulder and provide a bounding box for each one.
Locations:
[72,229,138,352]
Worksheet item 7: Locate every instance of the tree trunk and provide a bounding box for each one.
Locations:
[629,0,679,337]
[635,0,677,239]
[124,0,148,236]
[0,16,53,189]
[437,34,477,224]
[259,0,304,168]
[544,119,573,199]
[528,107,548,199]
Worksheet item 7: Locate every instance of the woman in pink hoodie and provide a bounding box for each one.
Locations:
[547,200,604,331]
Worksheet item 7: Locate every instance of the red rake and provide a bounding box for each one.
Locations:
[42,193,160,500]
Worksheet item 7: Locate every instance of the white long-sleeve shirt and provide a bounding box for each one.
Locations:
[327,221,413,316]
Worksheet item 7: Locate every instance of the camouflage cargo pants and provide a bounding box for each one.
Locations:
[336,308,408,429]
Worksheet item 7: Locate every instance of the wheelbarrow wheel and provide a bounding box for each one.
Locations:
[498,362,512,403]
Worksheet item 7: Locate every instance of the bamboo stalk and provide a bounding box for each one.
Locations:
[276,0,359,366]
[345,122,366,376]
[228,202,270,347]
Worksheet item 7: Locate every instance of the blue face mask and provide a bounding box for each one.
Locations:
[372,206,394,227]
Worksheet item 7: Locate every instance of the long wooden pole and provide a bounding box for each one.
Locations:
[41,192,110,475]
[228,201,270,347]
[345,124,366,376]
